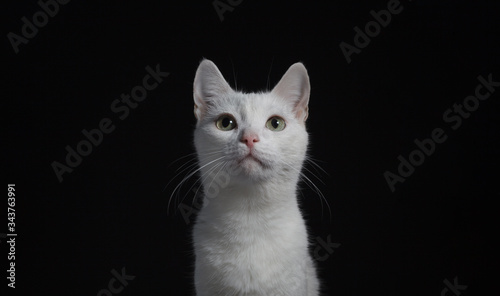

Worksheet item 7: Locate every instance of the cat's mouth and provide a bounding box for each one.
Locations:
[238,153,266,167]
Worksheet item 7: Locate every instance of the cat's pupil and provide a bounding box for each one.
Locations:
[222,117,231,128]
[272,118,280,129]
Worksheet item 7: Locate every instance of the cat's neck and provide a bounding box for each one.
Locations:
[200,179,301,221]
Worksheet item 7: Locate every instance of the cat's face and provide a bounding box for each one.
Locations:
[193,60,310,185]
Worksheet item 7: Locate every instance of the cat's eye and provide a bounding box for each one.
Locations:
[266,116,286,131]
[215,114,237,131]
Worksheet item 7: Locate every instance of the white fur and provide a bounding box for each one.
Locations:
[192,59,319,296]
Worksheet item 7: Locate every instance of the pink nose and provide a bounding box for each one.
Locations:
[241,133,260,148]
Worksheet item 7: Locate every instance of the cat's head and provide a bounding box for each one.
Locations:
[192,59,310,186]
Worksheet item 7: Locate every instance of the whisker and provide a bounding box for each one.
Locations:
[301,165,326,186]
[188,160,229,209]
[186,160,226,208]
[167,155,226,214]
[300,172,331,221]
[284,162,331,222]
[163,150,224,193]
[170,163,215,215]
[163,160,199,193]
[168,150,221,171]
[305,156,329,176]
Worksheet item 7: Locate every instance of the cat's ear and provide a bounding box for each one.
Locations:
[271,63,310,122]
[193,59,232,120]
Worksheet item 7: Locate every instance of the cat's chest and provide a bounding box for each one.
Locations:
[194,205,307,257]
[193,208,310,292]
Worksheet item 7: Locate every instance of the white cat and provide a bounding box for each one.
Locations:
[191,59,320,296]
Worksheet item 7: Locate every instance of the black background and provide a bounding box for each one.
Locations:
[3,0,499,295]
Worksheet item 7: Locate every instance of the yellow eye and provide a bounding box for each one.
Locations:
[215,114,237,131]
[266,116,286,131]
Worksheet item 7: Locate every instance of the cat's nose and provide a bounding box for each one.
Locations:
[240,133,260,148]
